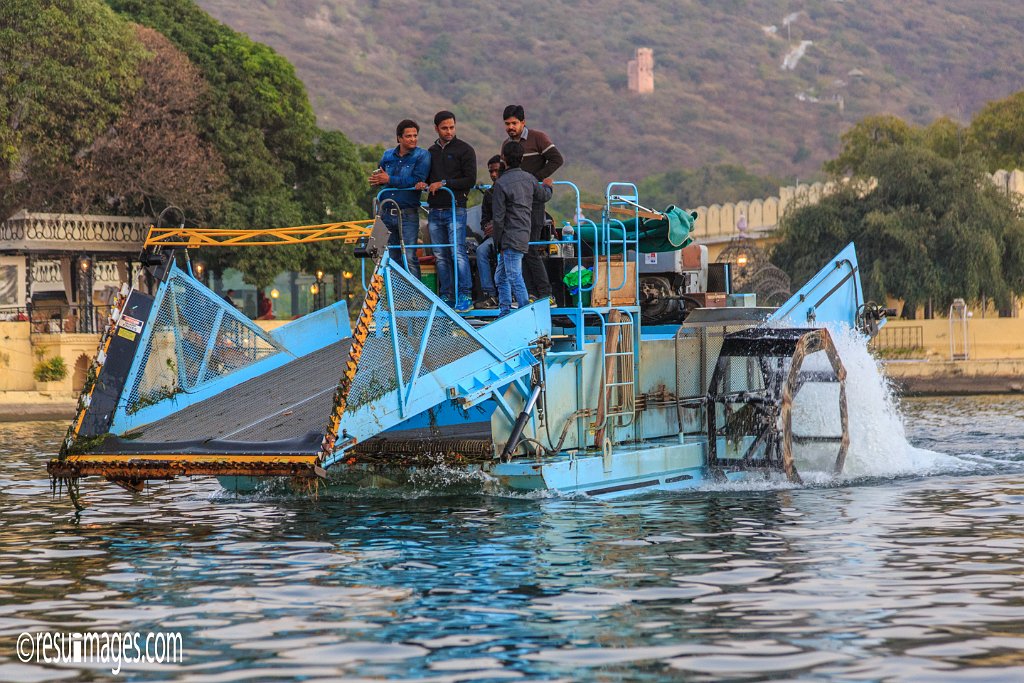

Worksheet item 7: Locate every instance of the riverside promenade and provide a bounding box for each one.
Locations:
[874,317,1024,395]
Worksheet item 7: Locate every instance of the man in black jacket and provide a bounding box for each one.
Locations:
[417,110,477,312]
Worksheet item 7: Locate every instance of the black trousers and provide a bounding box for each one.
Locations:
[523,198,551,298]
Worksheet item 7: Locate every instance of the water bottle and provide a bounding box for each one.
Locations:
[562,222,575,258]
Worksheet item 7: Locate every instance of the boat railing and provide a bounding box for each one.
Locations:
[371,186,463,297]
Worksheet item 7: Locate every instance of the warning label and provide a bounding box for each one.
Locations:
[119,315,143,334]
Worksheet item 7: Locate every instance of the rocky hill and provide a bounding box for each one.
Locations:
[195,0,1024,186]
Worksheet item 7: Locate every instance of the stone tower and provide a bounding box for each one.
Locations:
[628,48,654,94]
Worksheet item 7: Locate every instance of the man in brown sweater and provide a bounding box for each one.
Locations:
[501,104,564,302]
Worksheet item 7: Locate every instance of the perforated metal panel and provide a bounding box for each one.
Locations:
[119,338,351,446]
[346,268,484,412]
[124,269,283,415]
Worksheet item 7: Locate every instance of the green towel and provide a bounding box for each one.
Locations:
[577,205,696,254]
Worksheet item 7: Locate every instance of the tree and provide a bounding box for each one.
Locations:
[921,116,966,161]
[0,0,144,219]
[65,26,228,218]
[774,145,1024,314]
[968,91,1024,172]
[823,115,919,177]
[107,0,376,289]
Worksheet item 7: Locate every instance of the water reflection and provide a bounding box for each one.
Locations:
[0,413,1023,681]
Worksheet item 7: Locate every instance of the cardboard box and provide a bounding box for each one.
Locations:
[590,260,637,306]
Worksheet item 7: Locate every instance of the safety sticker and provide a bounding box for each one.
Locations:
[119,315,144,334]
[117,328,137,341]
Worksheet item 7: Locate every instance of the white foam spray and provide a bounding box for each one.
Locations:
[794,324,967,482]
[700,324,972,493]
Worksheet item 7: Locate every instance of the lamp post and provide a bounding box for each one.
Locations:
[313,270,326,311]
[78,255,94,333]
[343,270,353,301]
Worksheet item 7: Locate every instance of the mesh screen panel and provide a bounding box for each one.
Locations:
[124,271,283,415]
[118,338,352,447]
[347,269,484,412]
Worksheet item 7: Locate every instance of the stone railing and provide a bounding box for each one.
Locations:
[30,259,130,284]
[0,211,150,253]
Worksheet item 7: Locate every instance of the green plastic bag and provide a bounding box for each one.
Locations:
[562,266,593,294]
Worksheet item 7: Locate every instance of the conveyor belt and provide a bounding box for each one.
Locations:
[103,337,354,453]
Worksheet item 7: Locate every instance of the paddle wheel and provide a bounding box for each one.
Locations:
[706,327,848,483]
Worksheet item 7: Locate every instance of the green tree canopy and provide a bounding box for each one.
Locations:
[107,0,378,288]
[0,0,144,217]
[823,115,920,177]
[968,91,1024,172]
[774,145,1024,314]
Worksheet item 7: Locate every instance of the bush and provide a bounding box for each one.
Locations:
[34,356,68,382]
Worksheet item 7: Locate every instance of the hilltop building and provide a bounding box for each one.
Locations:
[628,48,654,94]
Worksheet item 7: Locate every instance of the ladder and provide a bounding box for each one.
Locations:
[595,309,638,448]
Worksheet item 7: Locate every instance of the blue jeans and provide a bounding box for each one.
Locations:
[476,237,497,297]
[428,207,471,301]
[381,206,420,279]
[496,250,529,314]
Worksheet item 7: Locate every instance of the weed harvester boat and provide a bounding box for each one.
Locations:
[49,181,888,501]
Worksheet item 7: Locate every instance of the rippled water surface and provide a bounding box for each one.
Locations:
[2,394,1024,681]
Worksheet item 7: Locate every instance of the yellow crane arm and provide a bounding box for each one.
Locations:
[144,220,376,248]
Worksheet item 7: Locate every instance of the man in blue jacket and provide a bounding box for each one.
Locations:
[370,119,431,278]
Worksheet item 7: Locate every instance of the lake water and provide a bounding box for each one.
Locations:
[2,358,1024,680]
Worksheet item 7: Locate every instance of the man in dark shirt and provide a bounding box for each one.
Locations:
[502,104,564,303]
[370,119,430,279]
[492,141,553,316]
[474,155,504,308]
[417,110,476,312]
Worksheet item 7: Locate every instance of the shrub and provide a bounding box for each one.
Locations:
[34,356,68,382]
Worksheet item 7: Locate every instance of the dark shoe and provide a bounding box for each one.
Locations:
[476,296,498,309]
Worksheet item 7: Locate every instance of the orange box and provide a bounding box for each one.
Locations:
[681,244,704,269]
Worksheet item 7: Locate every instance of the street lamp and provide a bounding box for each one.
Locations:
[343,270,353,300]
[312,270,326,311]
[78,256,94,333]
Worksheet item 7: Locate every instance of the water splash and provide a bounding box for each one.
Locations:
[799,325,968,480]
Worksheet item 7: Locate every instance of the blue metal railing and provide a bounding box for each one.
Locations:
[372,186,462,300]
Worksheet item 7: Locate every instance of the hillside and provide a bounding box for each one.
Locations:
[194,0,1024,187]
